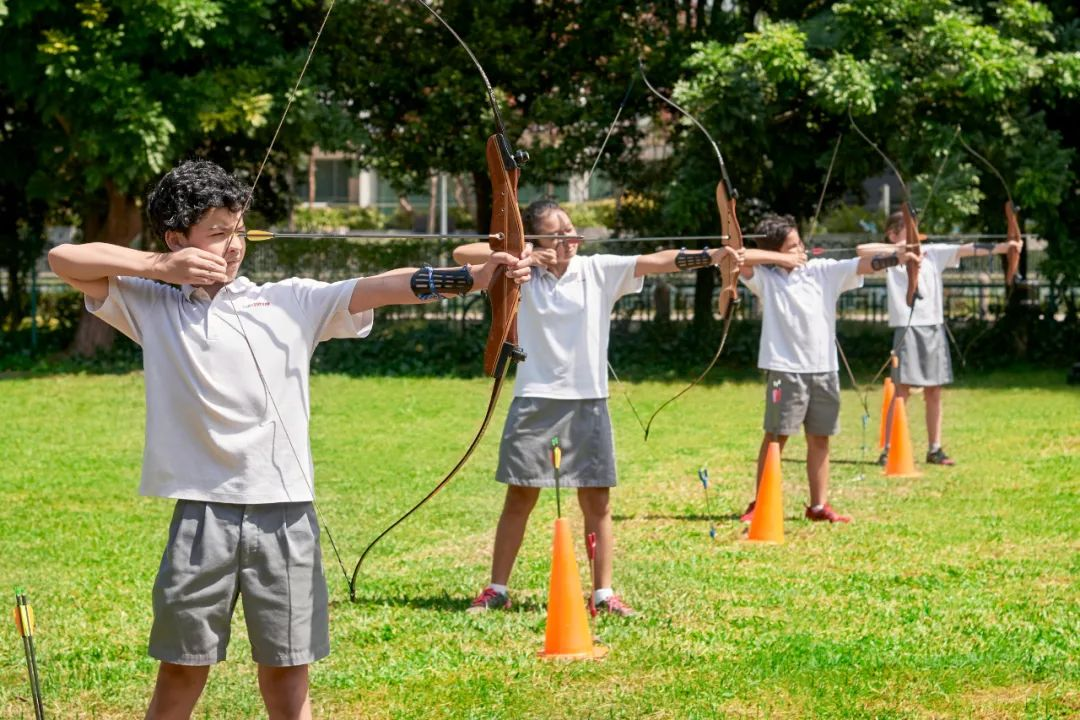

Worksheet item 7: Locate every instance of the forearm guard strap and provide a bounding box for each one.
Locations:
[675,247,713,271]
[871,254,900,271]
[868,255,902,273]
[973,242,995,255]
[410,264,474,301]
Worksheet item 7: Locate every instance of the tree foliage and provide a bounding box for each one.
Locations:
[666,1,1080,288]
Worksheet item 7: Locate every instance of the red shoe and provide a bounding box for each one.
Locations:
[739,500,756,523]
[805,504,851,523]
[466,586,510,613]
[595,594,637,617]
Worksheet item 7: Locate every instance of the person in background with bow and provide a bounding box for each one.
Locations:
[737,214,920,525]
[47,159,532,720]
[454,198,744,617]
[858,211,1023,466]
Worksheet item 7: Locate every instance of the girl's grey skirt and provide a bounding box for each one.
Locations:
[891,324,954,387]
[496,397,618,488]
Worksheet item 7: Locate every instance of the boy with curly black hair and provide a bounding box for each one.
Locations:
[737,214,918,525]
[49,159,530,719]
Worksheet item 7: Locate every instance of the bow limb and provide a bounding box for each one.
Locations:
[349,344,517,600]
[638,59,743,440]
[350,2,528,597]
[350,140,527,598]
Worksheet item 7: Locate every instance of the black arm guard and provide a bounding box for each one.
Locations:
[410,264,474,301]
[871,253,900,271]
[675,247,713,271]
[973,242,995,255]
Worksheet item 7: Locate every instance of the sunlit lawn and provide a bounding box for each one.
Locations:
[1,367,1077,718]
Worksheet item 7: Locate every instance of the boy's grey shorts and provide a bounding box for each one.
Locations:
[149,500,329,667]
[763,370,841,437]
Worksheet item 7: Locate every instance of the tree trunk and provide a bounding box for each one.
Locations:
[70,181,143,357]
[693,267,717,330]
[427,175,438,234]
[472,170,492,235]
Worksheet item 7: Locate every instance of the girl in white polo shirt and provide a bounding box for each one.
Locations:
[858,211,1023,465]
[48,160,531,718]
[454,199,744,617]
[737,214,918,525]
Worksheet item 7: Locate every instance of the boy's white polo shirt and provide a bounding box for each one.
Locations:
[88,275,372,504]
[884,244,961,327]
[740,258,863,373]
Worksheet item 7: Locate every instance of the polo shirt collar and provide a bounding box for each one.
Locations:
[180,276,254,300]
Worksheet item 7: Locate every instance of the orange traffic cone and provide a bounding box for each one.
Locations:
[884,396,920,477]
[747,442,784,544]
[878,377,895,449]
[539,517,607,660]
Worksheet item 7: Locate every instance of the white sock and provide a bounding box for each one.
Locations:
[594,587,614,604]
[489,583,508,595]
[810,504,824,512]
[929,443,941,453]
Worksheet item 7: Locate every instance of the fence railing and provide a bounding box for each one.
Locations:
[6,238,1064,331]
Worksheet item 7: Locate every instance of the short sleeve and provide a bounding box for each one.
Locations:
[740,267,764,296]
[589,254,644,304]
[86,276,175,345]
[810,257,863,298]
[925,244,961,271]
[284,278,374,344]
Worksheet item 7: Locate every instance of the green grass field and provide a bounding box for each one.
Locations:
[1,368,1077,718]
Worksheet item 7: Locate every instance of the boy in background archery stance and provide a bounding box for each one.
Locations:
[454,199,744,617]
[738,214,920,525]
[858,211,1023,466]
[48,160,531,720]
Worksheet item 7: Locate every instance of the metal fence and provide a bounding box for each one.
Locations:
[6,236,1064,333]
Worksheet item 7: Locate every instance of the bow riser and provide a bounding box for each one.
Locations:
[716,180,743,317]
[1004,201,1022,288]
[483,133,526,377]
[901,201,921,308]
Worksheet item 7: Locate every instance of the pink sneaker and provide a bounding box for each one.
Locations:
[595,594,637,617]
[466,587,510,613]
[805,504,851,523]
[739,500,756,523]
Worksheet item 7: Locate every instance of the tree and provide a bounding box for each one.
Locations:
[669,0,1079,285]
[0,0,328,354]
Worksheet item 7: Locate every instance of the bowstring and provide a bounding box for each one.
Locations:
[219,0,352,592]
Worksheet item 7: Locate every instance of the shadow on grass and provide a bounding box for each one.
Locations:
[613,512,807,522]
[337,594,546,613]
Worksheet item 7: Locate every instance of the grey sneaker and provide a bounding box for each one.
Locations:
[466,587,510,613]
[595,594,637,617]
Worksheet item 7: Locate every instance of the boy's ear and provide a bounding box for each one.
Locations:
[163,230,186,252]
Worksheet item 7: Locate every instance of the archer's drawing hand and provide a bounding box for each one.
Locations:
[785,248,808,269]
[521,242,558,271]
[152,248,229,286]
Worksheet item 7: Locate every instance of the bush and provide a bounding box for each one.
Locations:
[292,205,385,232]
[563,199,617,229]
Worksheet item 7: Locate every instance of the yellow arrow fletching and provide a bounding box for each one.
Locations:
[244,230,275,242]
[553,446,561,471]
